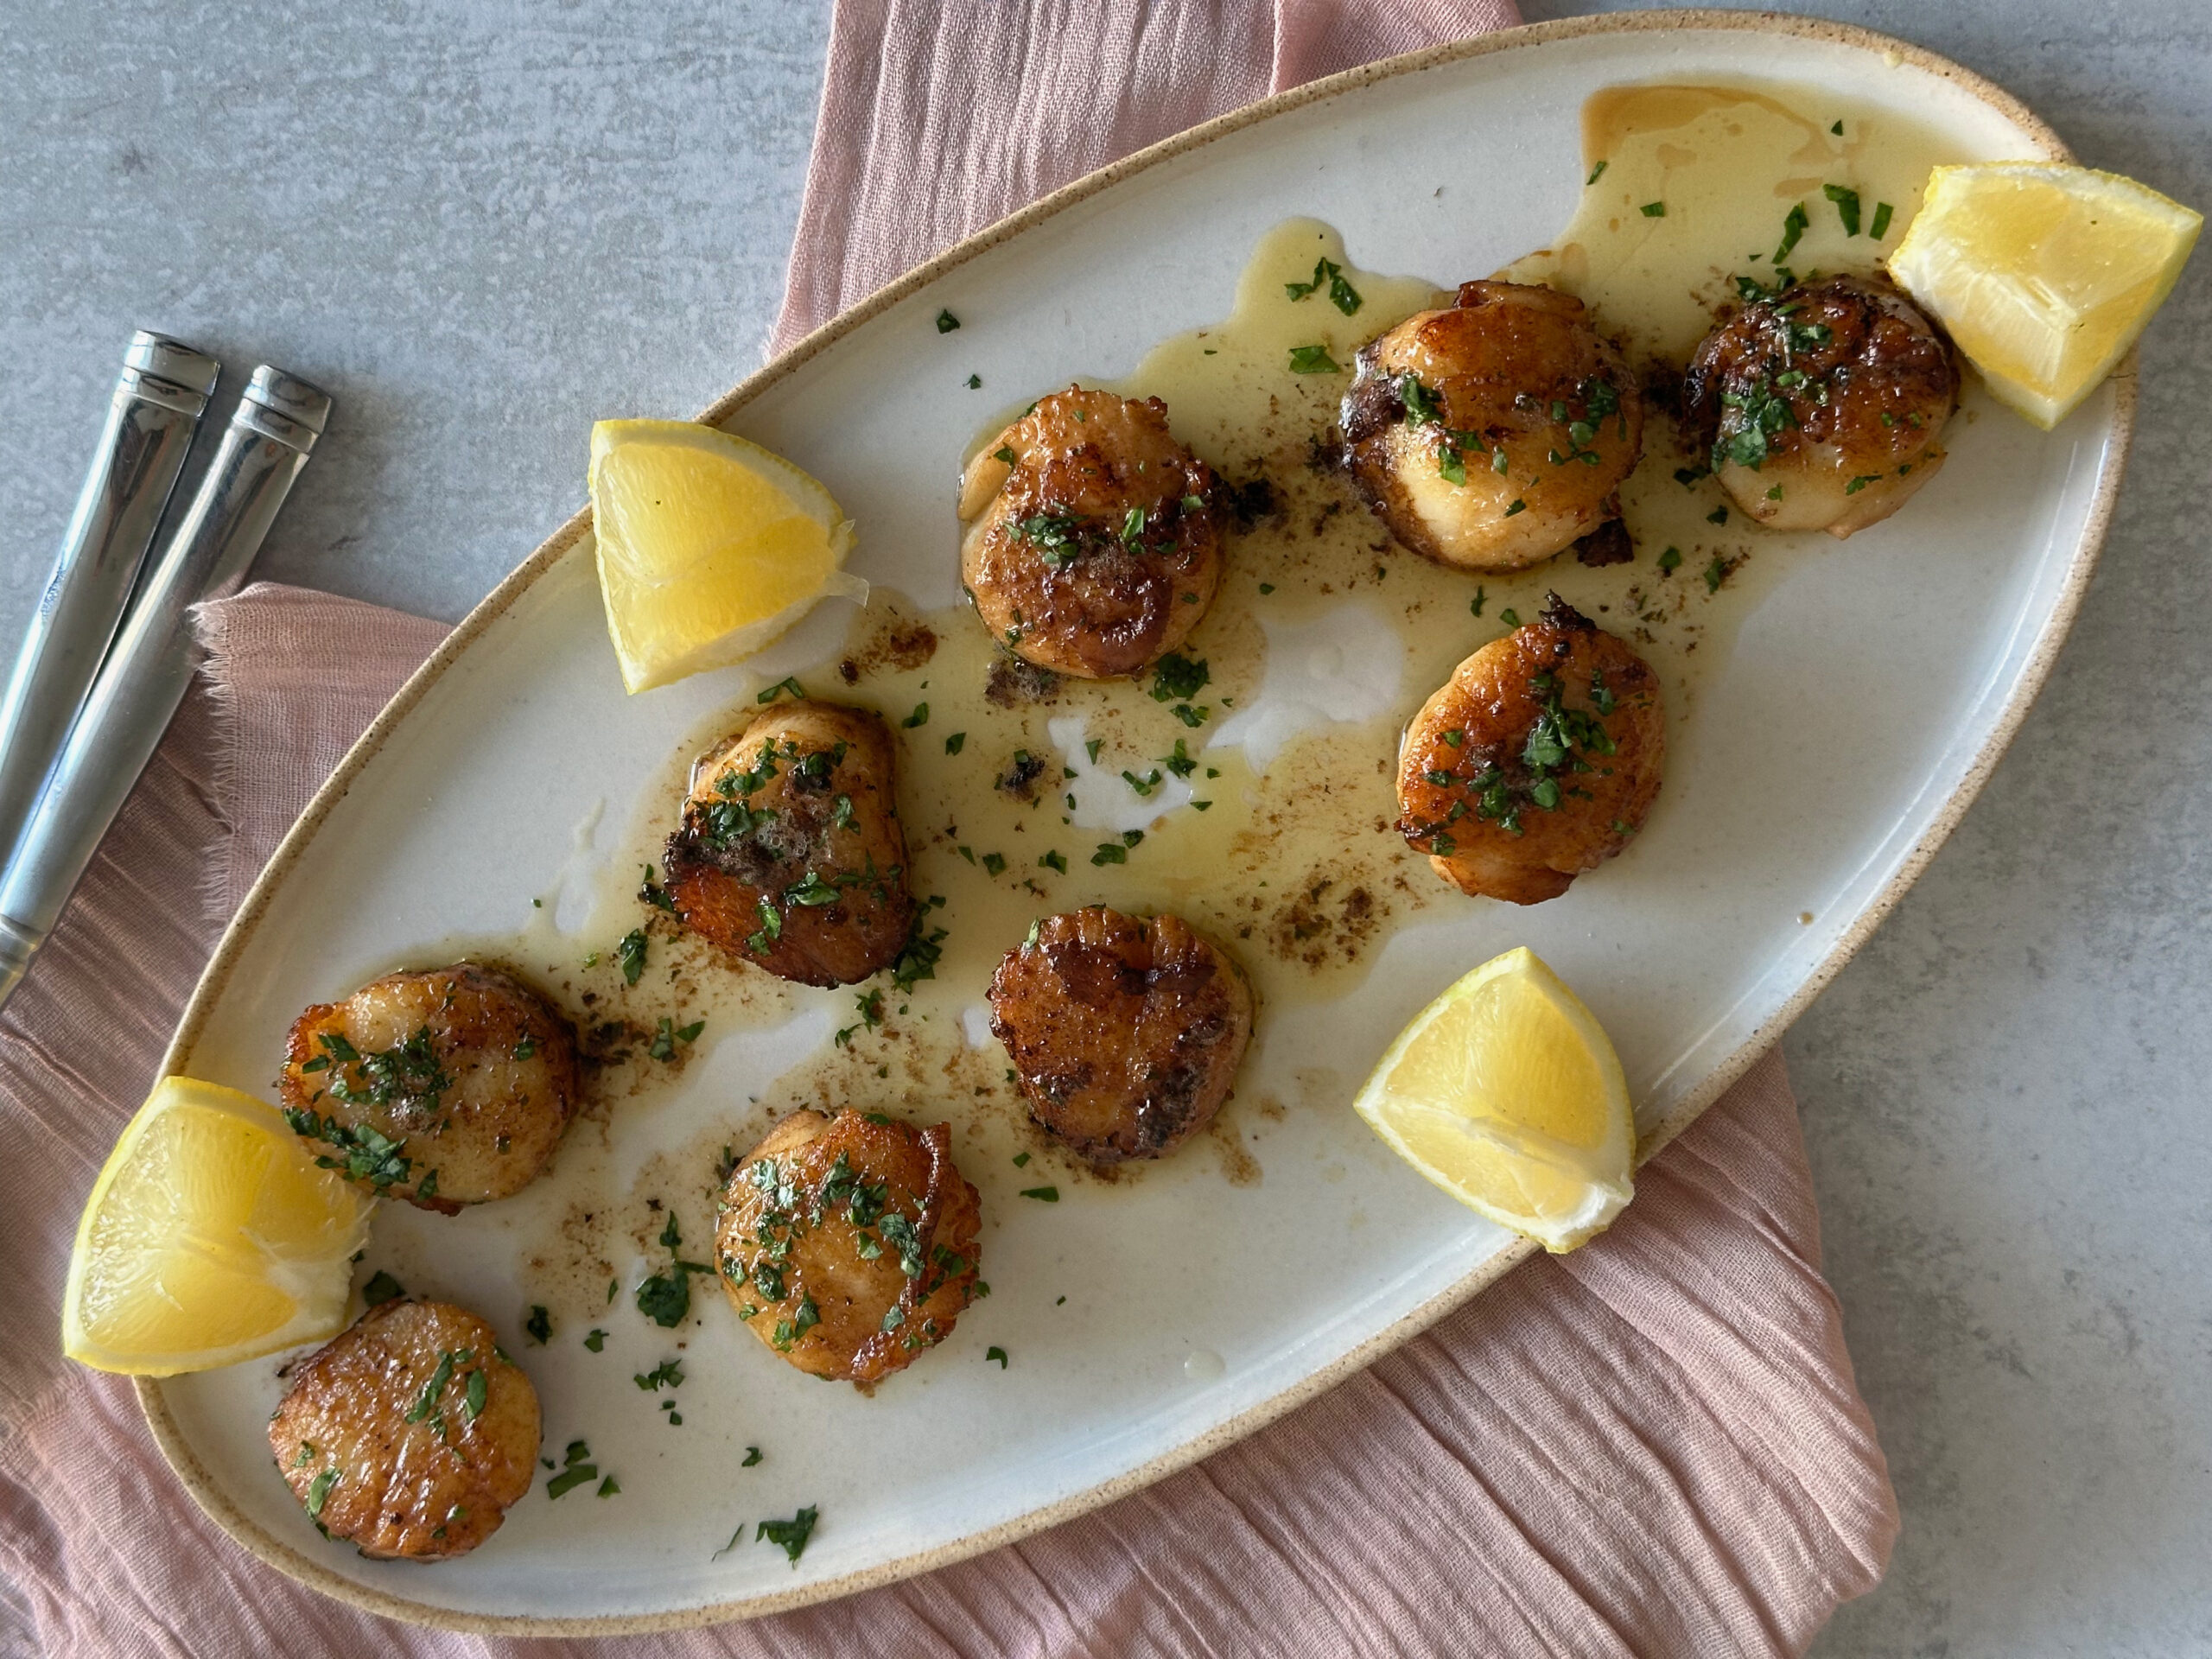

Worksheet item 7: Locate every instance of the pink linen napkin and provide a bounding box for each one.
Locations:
[0,3,1899,1653]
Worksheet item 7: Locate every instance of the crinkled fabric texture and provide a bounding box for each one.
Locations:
[0,1,1897,1653]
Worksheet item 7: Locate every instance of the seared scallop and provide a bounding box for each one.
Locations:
[664,700,913,988]
[715,1108,981,1388]
[1343,281,1643,571]
[1684,273,1957,537]
[1397,594,1664,906]
[957,386,1224,679]
[280,963,579,1211]
[988,907,1255,1164]
[269,1299,540,1561]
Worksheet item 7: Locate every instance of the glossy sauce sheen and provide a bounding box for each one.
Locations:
[388,81,1968,1325]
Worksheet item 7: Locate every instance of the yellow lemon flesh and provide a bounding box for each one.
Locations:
[1352,948,1633,1252]
[62,1077,372,1376]
[588,419,864,694]
[1887,162,2201,429]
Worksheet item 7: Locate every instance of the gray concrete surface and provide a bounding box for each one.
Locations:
[2,2,2206,1654]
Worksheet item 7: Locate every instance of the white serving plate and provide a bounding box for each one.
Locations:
[143,12,2124,1634]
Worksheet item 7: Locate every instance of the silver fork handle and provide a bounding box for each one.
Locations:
[0,332,219,868]
[0,365,333,1011]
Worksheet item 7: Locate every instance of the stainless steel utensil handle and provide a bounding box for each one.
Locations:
[0,366,332,1011]
[0,332,219,867]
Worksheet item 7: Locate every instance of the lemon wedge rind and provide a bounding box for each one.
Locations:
[588,419,864,695]
[1352,947,1635,1254]
[62,1077,372,1377]
[1888,162,2201,429]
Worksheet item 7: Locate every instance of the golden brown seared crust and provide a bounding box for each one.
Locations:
[664,701,913,988]
[988,907,1255,1164]
[1683,273,1957,537]
[268,1300,540,1561]
[1342,281,1643,572]
[1397,594,1664,906]
[279,963,579,1211]
[715,1109,981,1388]
[957,387,1224,679]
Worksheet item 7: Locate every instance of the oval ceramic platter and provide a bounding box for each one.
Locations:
[144,12,2123,1634]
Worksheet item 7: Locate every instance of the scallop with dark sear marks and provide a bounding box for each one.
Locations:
[279,963,579,1211]
[1343,280,1643,572]
[1683,272,1957,537]
[988,907,1255,1164]
[663,700,913,988]
[1396,594,1664,906]
[715,1108,981,1389]
[957,387,1224,679]
[269,1299,540,1561]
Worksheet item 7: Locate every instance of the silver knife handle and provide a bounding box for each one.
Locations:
[0,332,219,867]
[0,366,332,1009]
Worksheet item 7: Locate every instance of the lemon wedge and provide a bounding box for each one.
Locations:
[588,419,865,694]
[62,1077,372,1376]
[1888,162,2201,429]
[1352,948,1633,1252]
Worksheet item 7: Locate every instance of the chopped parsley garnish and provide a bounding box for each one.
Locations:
[1284,256,1362,315]
[1122,768,1161,798]
[305,1468,339,1518]
[635,1270,690,1328]
[1658,545,1683,573]
[615,929,648,986]
[1707,505,1730,525]
[981,852,1007,875]
[584,1328,606,1352]
[404,1348,467,1424]
[525,1306,552,1344]
[634,1357,684,1391]
[1287,344,1341,374]
[1822,182,1862,236]
[1640,200,1666,218]
[1085,737,1103,764]
[284,1109,412,1193]
[1160,740,1198,779]
[935,309,960,333]
[1471,587,1486,617]
[1039,849,1068,874]
[742,1446,763,1467]
[902,702,929,728]
[1020,1185,1061,1202]
[756,676,805,704]
[889,918,948,994]
[754,1505,819,1566]
[1016,513,1087,566]
[1845,474,1881,494]
[1091,843,1127,866]
[1870,200,1895,240]
[1503,499,1526,518]
[1398,373,1446,427]
[1150,653,1210,702]
[944,732,965,755]
[992,444,1016,464]
[639,866,677,912]
[965,373,982,389]
[546,1440,599,1500]
[1499,607,1521,626]
[361,1269,404,1307]
[1704,556,1730,593]
[1774,201,1810,264]
[1586,160,1608,185]
[987,1346,1008,1369]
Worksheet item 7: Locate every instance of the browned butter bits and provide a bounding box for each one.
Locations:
[269,1300,540,1561]
[988,907,1255,1164]
[664,700,914,988]
[1396,594,1664,906]
[715,1108,982,1389]
[280,963,578,1211]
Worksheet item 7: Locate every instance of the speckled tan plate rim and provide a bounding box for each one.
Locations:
[137,9,2126,1635]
